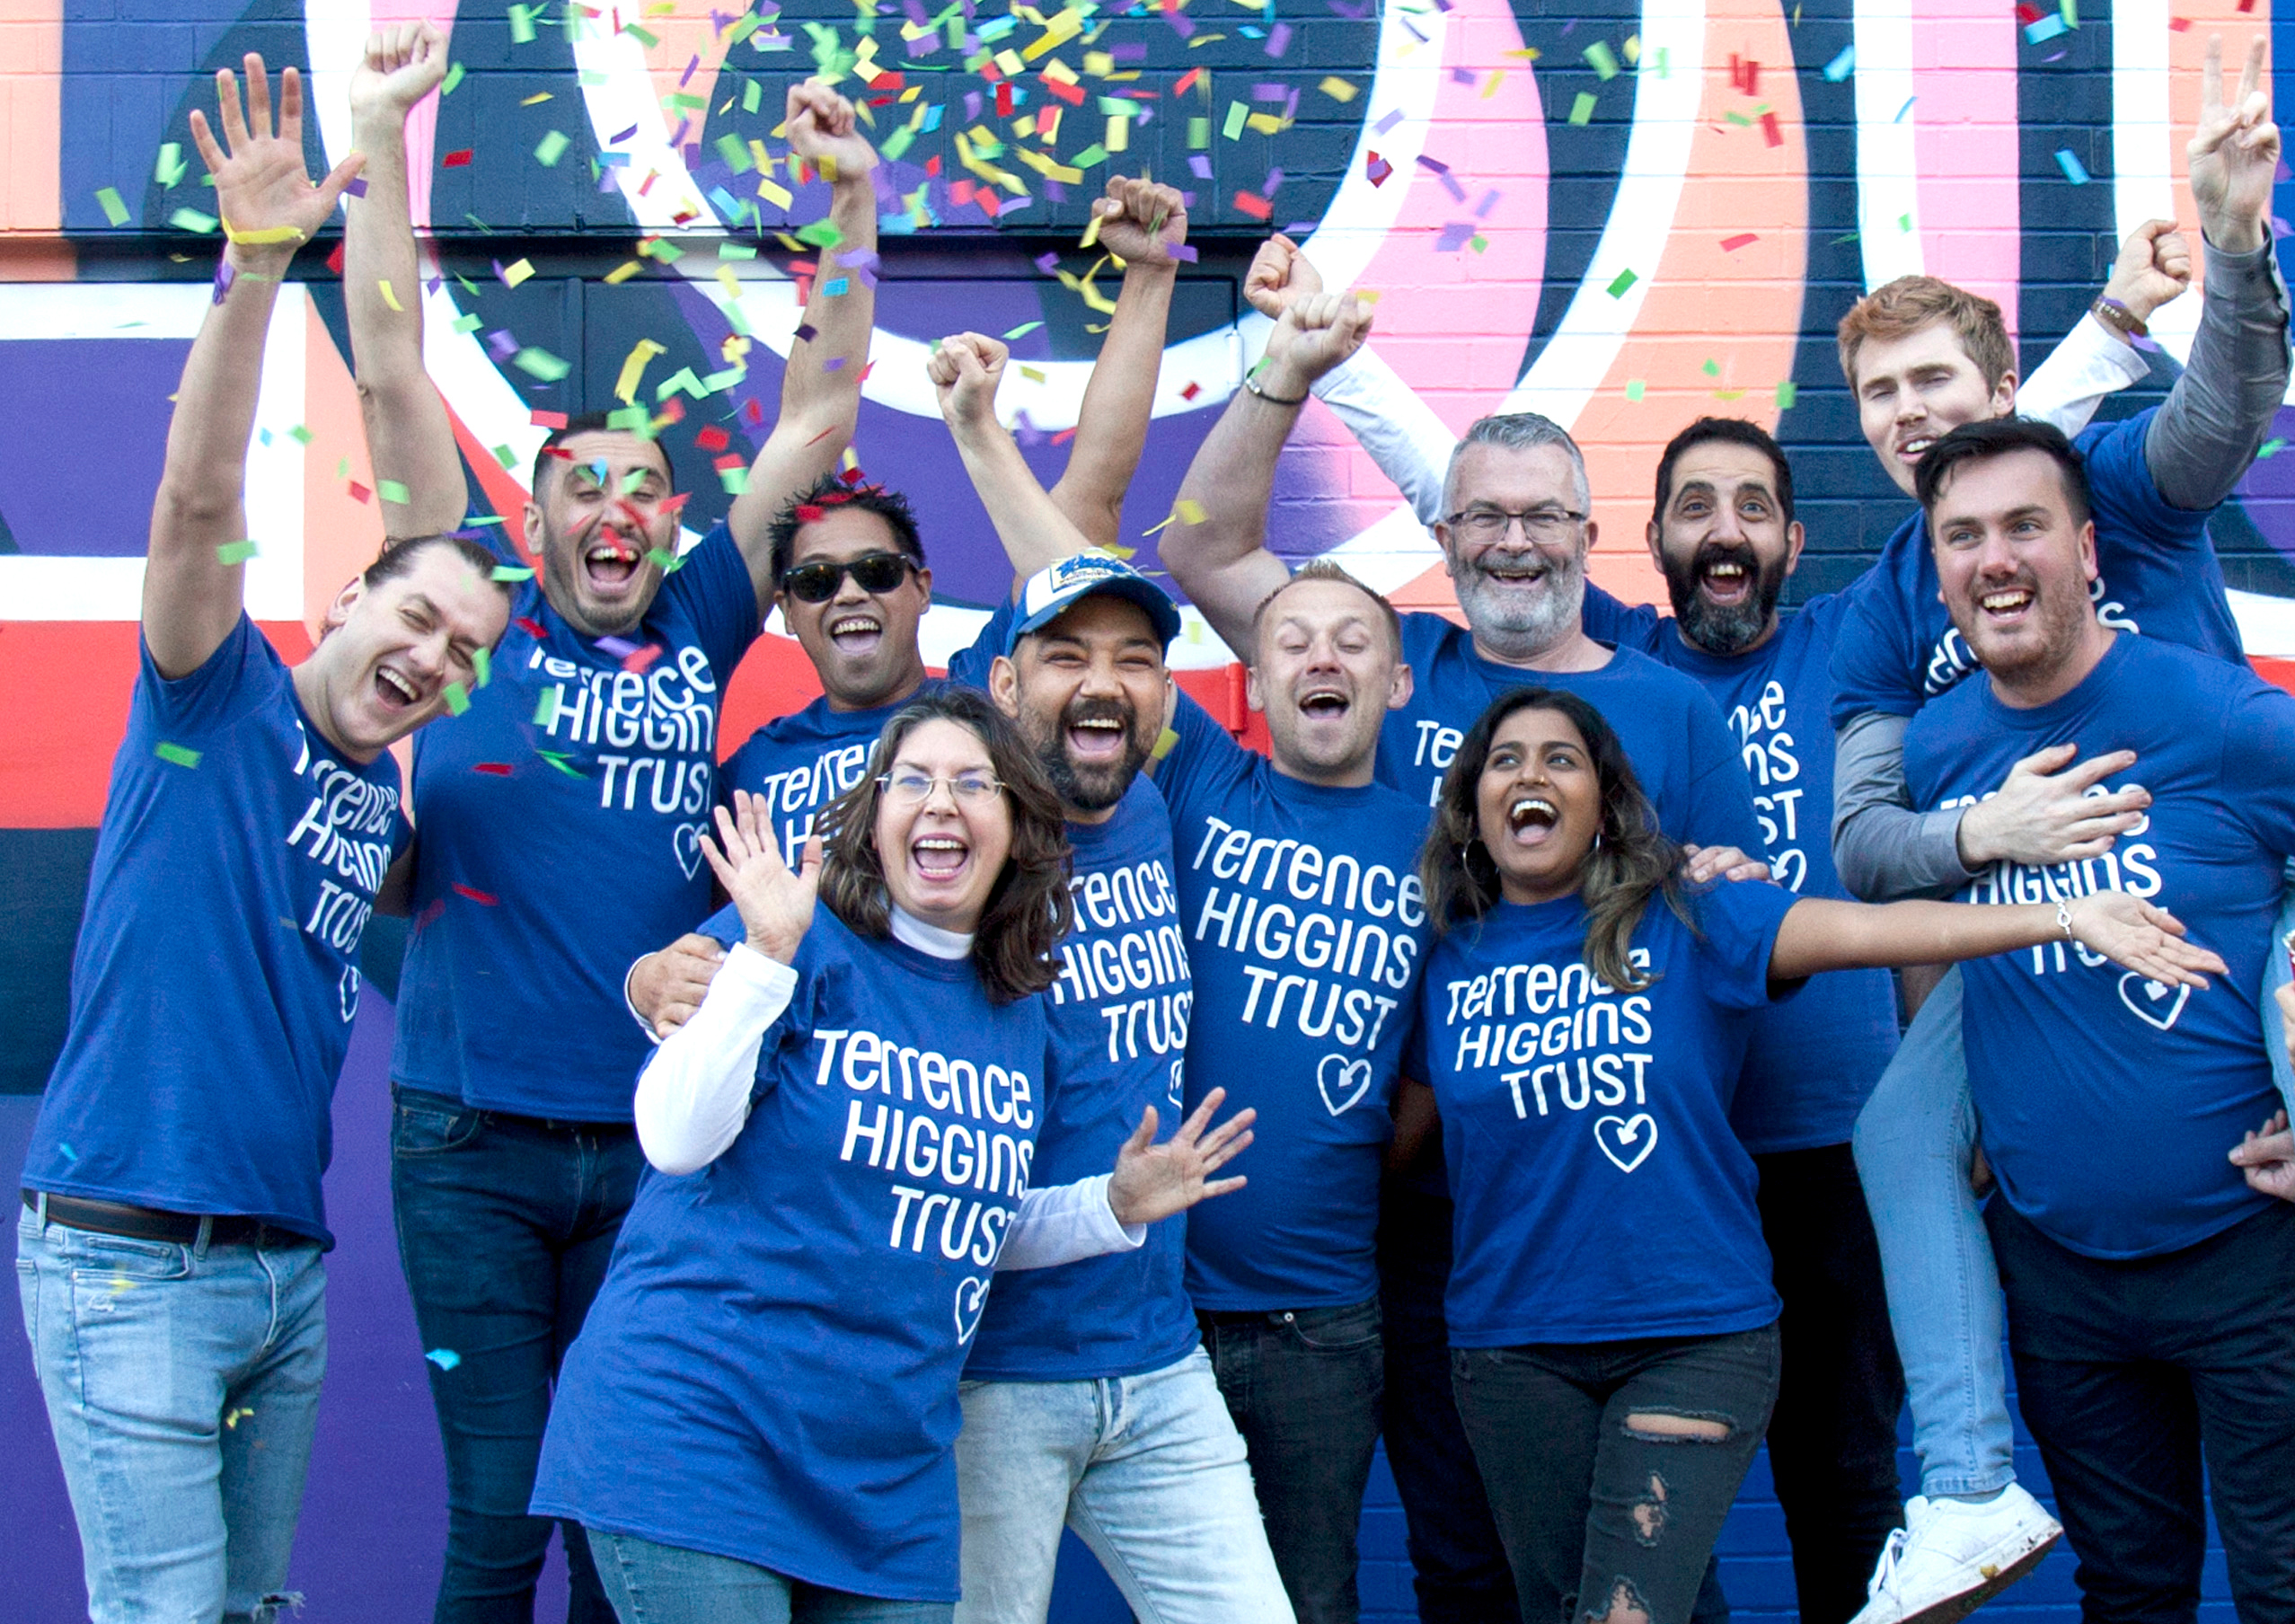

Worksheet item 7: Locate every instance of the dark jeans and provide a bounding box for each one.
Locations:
[1378,1178,1522,1624]
[1988,1196,2295,1624]
[1753,1144,1909,1624]
[1199,1298,1385,1624]
[1451,1323,1782,1624]
[393,1085,642,1624]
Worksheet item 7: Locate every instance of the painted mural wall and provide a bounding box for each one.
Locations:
[2,0,2291,1618]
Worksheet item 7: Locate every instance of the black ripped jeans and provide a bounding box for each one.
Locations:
[1451,1322,1780,1624]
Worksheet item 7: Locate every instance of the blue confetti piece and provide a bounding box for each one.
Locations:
[2026,12,2067,41]
[2055,148,2090,185]
[426,1348,463,1371]
[1824,45,1856,81]
[1893,95,1917,123]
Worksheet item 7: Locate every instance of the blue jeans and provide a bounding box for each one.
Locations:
[952,1346,1298,1624]
[1855,891,2295,1500]
[587,1530,954,1624]
[15,1196,327,1624]
[1199,1299,1385,1624]
[392,1085,641,1624]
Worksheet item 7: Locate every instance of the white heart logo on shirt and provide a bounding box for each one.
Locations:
[1317,1054,1373,1116]
[954,1275,992,1345]
[1593,1113,1658,1174]
[671,822,706,881]
[2118,973,2190,1032]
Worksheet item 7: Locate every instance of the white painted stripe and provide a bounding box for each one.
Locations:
[0,281,215,340]
[243,285,310,620]
[1851,0,1925,291]
[2110,0,2199,365]
[2231,587,2295,657]
[1495,0,1706,431]
[0,556,147,620]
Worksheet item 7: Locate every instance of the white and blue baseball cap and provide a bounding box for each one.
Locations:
[1006,553,1183,654]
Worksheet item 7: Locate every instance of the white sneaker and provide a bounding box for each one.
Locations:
[1849,1485,2063,1624]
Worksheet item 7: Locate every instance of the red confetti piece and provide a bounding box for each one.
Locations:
[657,396,686,424]
[451,882,499,905]
[1720,233,1759,252]
[695,425,731,452]
[442,149,473,168]
[996,82,1015,118]
[838,466,868,487]
[1052,427,1077,446]
[744,398,765,425]
[1761,111,1782,147]
[1180,381,1202,401]
[349,480,372,503]
[473,763,515,775]
[531,410,569,428]
[713,453,747,472]
[924,155,941,177]
[1174,66,1202,95]
[1232,190,1274,221]
[1044,76,1085,106]
[950,179,976,205]
[621,645,665,674]
[797,504,825,521]
[325,242,346,276]
[516,616,548,638]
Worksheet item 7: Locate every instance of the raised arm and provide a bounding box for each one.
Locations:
[149,55,363,678]
[1769,889,2226,987]
[2142,33,2291,510]
[344,22,465,541]
[1039,177,1189,558]
[1164,292,1373,656]
[931,332,1097,569]
[2015,221,2187,436]
[727,81,882,605]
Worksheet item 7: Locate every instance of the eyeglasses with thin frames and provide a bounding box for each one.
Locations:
[877,769,1004,806]
[1443,506,1588,543]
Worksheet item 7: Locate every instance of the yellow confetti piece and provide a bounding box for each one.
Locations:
[220,218,302,245]
[604,260,643,285]
[1319,76,1358,102]
[1020,365,1047,383]
[757,175,794,209]
[1106,114,1129,153]
[522,92,553,105]
[1174,499,1206,525]
[1245,111,1285,135]
[1482,70,1505,99]
[378,279,403,312]
[1079,211,1103,251]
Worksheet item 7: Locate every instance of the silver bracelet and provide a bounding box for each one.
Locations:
[2054,899,2074,940]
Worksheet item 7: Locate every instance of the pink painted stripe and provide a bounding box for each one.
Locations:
[374,3,463,229]
[1910,0,2021,340]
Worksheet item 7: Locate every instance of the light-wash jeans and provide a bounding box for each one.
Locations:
[587,1529,954,1624]
[15,1197,328,1624]
[1853,892,2295,1500]
[953,1346,1297,1624]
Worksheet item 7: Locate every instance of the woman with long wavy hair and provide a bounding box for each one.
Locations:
[1408,686,2220,1624]
[530,688,1255,1624]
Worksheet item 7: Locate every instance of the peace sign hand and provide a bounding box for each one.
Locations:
[188,54,365,265]
[2189,33,2278,254]
[700,790,822,965]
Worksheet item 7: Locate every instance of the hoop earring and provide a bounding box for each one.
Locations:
[1591,830,1603,852]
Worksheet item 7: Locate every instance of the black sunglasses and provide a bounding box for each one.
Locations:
[781,552,918,604]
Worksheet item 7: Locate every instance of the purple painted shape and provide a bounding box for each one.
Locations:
[2235,403,2295,561]
[0,339,190,556]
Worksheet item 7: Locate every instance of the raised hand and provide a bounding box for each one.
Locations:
[2101,219,2193,326]
[1261,289,1373,395]
[188,53,366,260]
[349,21,449,128]
[1244,232,1324,319]
[1106,1088,1256,1226]
[786,79,878,190]
[2189,33,2277,253]
[928,332,1009,434]
[2064,891,2227,989]
[699,790,821,964]
[1092,176,1189,269]
[2229,1108,2295,1203]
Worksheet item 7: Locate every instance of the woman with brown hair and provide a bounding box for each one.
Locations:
[531,687,1253,1623]
[1408,685,2221,1624]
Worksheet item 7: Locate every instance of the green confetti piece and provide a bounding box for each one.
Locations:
[1584,41,1619,79]
[95,187,129,226]
[490,444,518,470]
[1604,267,1637,298]
[508,3,539,44]
[472,647,493,688]
[1003,321,1045,340]
[645,547,683,573]
[795,220,845,248]
[1469,234,1487,254]
[719,243,757,260]
[452,313,482,334]
[1624,379,1646,402]
[536,749,586,778]
[441,61,464,96]
[1188,116,1211,149]
[2258,437,2287,460]
[533,688,560,728]
[605,404,653,433]
[216,540,260,565]
[719,465,750,496]
[154,742,203,769]
[490,563,535,581]
[1898,212,1913,233]
[1223,101,1249,139]
[1070,144,1108,169]
[287,424,314,446]
[154,144,187,187]
[377,479,411,505]
[1701,357,1720,376]
[1776,380,1798,409]
[171,207,218,234]
[443,681,471,716]
[743,79,763,113]
[534,130,570,168]
[512,347,572,383]
[624,23,660,47]
[336,457,351,480]
[1569,93,1597,126]
[878,126,916,163]
[715,133,753,173]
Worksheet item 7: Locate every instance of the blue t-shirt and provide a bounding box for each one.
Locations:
[1154,693,1433,1311]
[532,910,1048,1602]
[1583,587,1900,1152]
[1903,634,2295,1258]
[1383,612,1763,855]
[393,525,761,1120]
[1413,880,1795,1344]
[720,683,951,869]
[1828,407,2243,727]
[23,618,406,1243]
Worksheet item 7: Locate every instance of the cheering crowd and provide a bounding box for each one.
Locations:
[17,22,2295,1624]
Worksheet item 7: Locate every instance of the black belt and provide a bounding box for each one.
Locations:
[22,1191,313,1249]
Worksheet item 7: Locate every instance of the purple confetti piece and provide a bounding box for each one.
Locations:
[1013,409,1045,447]
[596,636,640,658]
[1434,222,1475,252]
[679,53,700,86]
[1400,16,1426,40]
[2042,49,2066,61]
[343,176,369,198]
[1434,0,1453,9]
[1134,106,1154,126]
[1035,251,1061,274]
[1373,109,1404,136]
[1451,66,1476,84]
[1415,154,1451,174]
[668,118,690,148]
[794,322,819,342]
[1167,9,1195,35]
[1284,87,1300,121]
[1262,167,1284,197]
[1439,172,1466,202]
[1265,21,1293,55]
[905,0,930,22]
[1255,82,1287,99]
[1474,188,1502,218]
[1189,154,1214,180]
[838,248,882,271]
[598,167,622,194]
[1045,178,1069,202]
[966,90,983,121]
[1559,16,1576,33]
[486,329,519,360]
[823,357,846,370]
[1169,243,1200,261]
[611,123,639,144]
[1328,0,1370,14]
[682,143,701,172]
[1284,220,1316,234]
[1181,189,1197,209]
[1112,41,1148,59]
[2274,216,2293,241]
[427,274,443,296]
[491,257,508,281]
[2278,155,2292,182]
[711,8,731,33]
[212,257,234,305]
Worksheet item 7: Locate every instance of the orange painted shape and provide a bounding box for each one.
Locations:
[2,0,64,233]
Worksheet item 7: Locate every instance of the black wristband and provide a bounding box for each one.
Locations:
[1244,372,1309,407]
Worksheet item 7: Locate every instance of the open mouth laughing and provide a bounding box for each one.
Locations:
[1505,794,1560,845]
